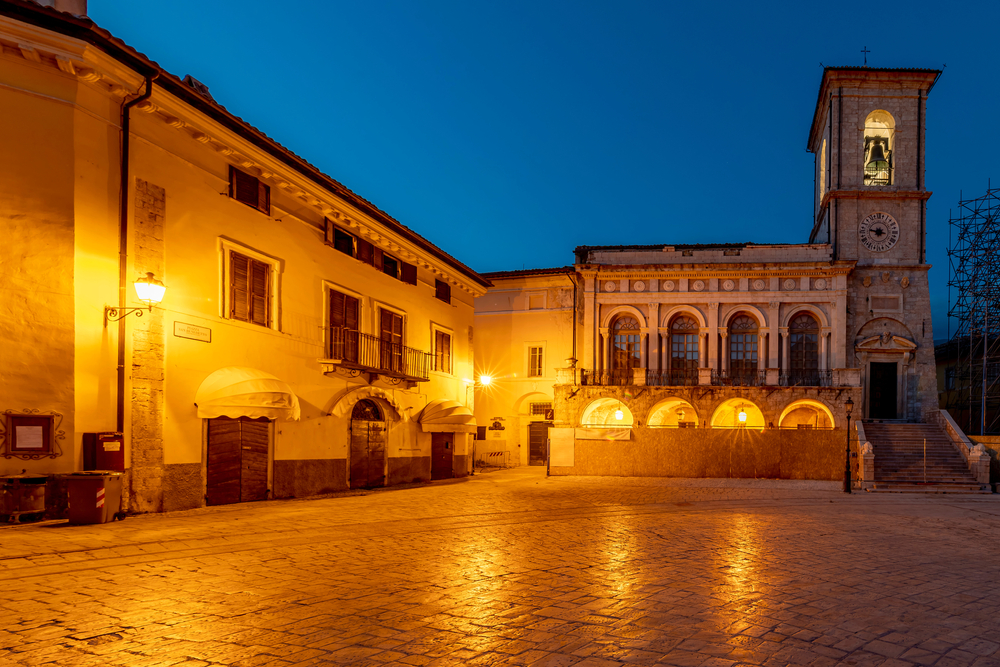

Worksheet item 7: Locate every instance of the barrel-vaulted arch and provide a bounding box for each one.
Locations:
[646,397,699,427]
[710,397,765,430]
[580,397,634,427]
[778,398,836,429]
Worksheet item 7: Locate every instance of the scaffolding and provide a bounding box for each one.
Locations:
[946,184,1000,434]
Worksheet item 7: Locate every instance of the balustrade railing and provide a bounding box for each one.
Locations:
[646,369,700,386]
[329,326,430,381]
[780,370,832,387]
[580,369,633,386]
[712,369,767,387]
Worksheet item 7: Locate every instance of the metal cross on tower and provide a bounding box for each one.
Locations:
[861,46,871,66]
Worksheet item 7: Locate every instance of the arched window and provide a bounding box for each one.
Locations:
[352,399,383,421]
[788,313,820,385]
[669,315,699,385]
[728,314,758,382]
[863,110,895,186]
[611,316,641,380]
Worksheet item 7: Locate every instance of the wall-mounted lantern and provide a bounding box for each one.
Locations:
[104,272,166,326]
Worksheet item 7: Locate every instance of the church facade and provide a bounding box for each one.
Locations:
[474,67,950,483]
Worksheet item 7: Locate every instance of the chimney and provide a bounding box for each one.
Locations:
[36,0,88,17]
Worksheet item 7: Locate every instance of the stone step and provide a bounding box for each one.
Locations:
[868,482,991,494]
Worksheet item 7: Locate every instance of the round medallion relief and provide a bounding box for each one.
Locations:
[604,281,616,292]
[752,279,766,291]
[633,281,645,292]
[663,280,675,292]
[722,279,736,291]
[692,280,705,292]
[783,279,796,290]
[814,278,827,290]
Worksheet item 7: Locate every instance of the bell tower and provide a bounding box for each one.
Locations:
[806,66,942,421]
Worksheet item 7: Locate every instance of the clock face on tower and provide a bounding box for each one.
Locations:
[859,212,900,252]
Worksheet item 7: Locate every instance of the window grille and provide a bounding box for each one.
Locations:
[530,402,552,416]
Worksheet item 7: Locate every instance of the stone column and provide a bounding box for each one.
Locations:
[599,327,609,372]
[721,331,729,374]
[708,302,719,370]
[699,331,708,368]
[781,327,790,373]
[768,301,780,369]
[820,329,830,371]
[639,330,649,368]
[647,303,659,371]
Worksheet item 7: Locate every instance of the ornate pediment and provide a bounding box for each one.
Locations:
[855,333,917,353]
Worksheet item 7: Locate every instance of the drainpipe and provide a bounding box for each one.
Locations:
[116,73,157,433]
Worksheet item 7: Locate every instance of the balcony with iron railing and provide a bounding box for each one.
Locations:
[327,326,430,382]
[646,369,700,387]
[580,369,634,386]
[572,367,859,388]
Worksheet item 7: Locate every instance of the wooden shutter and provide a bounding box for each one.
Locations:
[250,259,270,327]
[330,290,345,328]
[324,218,335,246]
[435,331,451,373]
[401,262,417,285]
[230,252,251,321]
[358,239,374,265]
[257,181,270,215]
[435,279,451,304]
[373,248,383,271]
[345,295,358,331]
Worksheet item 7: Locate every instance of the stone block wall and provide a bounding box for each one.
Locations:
[129,179,166,513]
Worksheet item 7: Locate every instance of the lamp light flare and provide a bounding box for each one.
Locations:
[479,375,492,386]
[134,272,166,305]
[614,409,624,421]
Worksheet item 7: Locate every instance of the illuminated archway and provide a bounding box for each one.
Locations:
[710,398,765,429]
[778,399,835,429]
[646,398,699,427]
[580,397,634,427]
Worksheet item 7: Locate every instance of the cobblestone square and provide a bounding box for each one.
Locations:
[3,469,1000,666]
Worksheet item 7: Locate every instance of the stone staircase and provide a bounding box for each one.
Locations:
[863,422,991,493]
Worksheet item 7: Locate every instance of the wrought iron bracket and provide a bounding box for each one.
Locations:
[104,305,150,327]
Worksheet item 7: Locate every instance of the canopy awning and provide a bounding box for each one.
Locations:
[195,367,300,421]
[418,399,476,433]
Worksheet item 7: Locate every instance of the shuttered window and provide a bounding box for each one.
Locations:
[329,289,359,361]
[334,228,355,256]
[229,166,270,214]
[401,262,417,285]
[435,279,450,304]
[380,309,404,373]
[230,251,270,327]
[358,239,374,265]
[435,331,451,373]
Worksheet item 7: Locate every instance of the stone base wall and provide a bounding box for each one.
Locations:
[163,463,204,511]
[968,436,1000,485]
[273,459,347,498]
[453,454,469,477]
[388,456,430,485]
[552,427,850,480]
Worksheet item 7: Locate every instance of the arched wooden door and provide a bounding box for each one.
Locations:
[350,400,386,488]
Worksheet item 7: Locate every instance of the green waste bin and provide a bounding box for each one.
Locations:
[67,471,124,524]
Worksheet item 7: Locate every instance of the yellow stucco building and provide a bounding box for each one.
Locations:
[0,0,489,512]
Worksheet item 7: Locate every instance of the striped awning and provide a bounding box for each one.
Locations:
[195,367,300,421]
[418,399,477,433]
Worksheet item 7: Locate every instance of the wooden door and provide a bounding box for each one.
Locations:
[431,432,453,480]
[240,419,269,502]
[869,362,898,419]
[207,419,241,505]
[350,420,386,488]
[528,422,551,466]
[207,417,270,506]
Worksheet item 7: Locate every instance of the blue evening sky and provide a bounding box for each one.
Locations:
[91,1,1000,342]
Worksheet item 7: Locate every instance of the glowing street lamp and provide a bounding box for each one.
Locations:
[104,272,167,326]
[479,374,492,387]
[737,407,747,424]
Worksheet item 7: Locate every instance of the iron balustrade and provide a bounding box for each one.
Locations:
[781,370,832,387]
[647,369,699,386]
[580,369,634,386]
[329,326,430,381]
[712,369,767,387]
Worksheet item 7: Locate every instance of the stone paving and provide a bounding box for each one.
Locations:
[3,468,1000,667]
